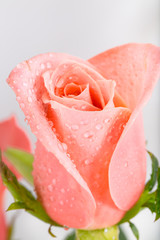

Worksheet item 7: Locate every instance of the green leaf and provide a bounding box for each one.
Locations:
[4,148,34,185]
[7,202,30,211]
[119,227,128,240]
[65,231,76,240]
[145,151,159,192]
[155,168,160,220]
[76,226,119,240]
[0,155,62,228]
[129,222,139,240]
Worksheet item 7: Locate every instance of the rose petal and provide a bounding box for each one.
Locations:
[89,190,125,229]
[43,61,106,109]
[43,71,98,111]
[0,116,31,177]
[89,43,160,110]
[7,55,95,207]
[109,113,146,210]
[96,80,116,108]
[48,101,130,227]
[34,141,96,228]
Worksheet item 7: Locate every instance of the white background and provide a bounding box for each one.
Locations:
[0,0,159,239]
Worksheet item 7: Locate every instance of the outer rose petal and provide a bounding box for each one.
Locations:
[89,43,160,110]
[33,141,96,229]
[48,101,130,227]
[7,54,96,216]
[0,116,31,177]
[109,113,146,210]
[89,43,160,210]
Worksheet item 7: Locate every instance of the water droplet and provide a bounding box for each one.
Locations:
[52,179,56,185]
[80,120,88,125]
[40,63,45,69]
[50,196,54,202]
[48,121,54,128]
[48,168,52,174]
[83,131,93,139]
[46,62,52,68]
[124,162,128,167]
[61,188,65,193]
[47,184,53,192]
[104,119,109,123]
[71,125,79,130]
[56,78,64,87]
[23,82,27,87]
[17,96,21,101]
[95,124,102,130]
[69,76,73,80]
[17,89,20,92]
[62,143,68,151]
[60,200,64,205]
[96,146,100,151]
[104,228,108,233]
[36,125,41,130]
[70,203,73,208]
[20,103,25,109]
[71,197,75,201]
[84,159,90,165]
[64,227,69,231]
[81,105,86,110]
[27,96,32,103]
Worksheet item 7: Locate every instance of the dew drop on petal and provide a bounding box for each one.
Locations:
[124,162,128,168]
[84,159,90,165]
[23,82,27,87]
[20,103,25,109]
[62,143,68,151]
[61,188,65,193]
[71,125,79,131]
[40,63,45,69]
[60,200,64,205]
[52,179,56,185]
[47,184,53,192]
[83,131,94,139]
[95,124,102,130]
[27,96,32,103]
[104,119,109,123]
[80,120,88,125]
[50,196,54,202]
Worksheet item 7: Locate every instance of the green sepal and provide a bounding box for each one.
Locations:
[4,148,34,185]
[155,168,160,220]
[76,226,119,240]
[65,231,76,240]
[0,155,62,228]
[119,227,128,240]
[129,222,139,240]
[145,151,159,192]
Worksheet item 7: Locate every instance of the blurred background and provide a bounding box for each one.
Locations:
[0,0,159,239]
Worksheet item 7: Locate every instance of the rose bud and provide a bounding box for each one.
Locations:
[7,44,160,229]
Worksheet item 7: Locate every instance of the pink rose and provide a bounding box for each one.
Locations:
[7,44,160,229]
[0,117,31,240]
